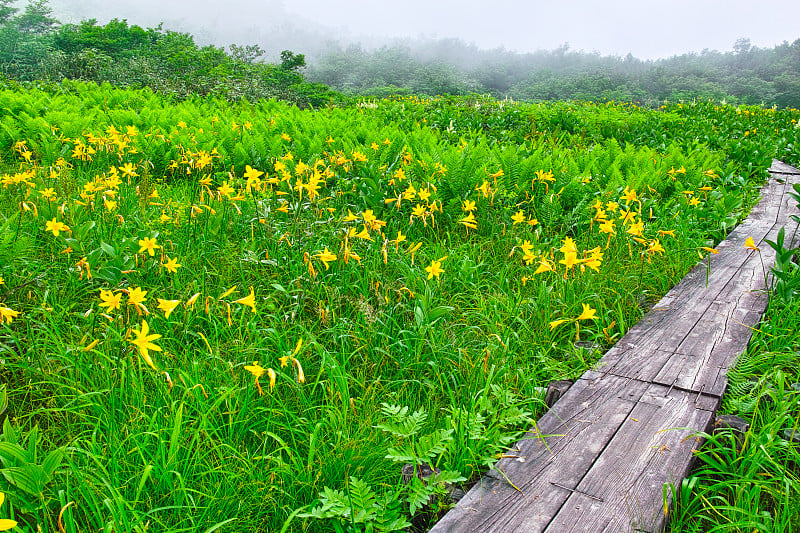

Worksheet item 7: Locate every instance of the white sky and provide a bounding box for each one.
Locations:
[49,0,800,59]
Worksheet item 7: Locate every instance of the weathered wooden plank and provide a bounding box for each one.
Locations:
[592,296,712,383]
[544,385,719,533]
[429,376,647,533]
[599,257,768,395]
[652,299,765,396]
[769,160,800,174]
[747,172,793,223]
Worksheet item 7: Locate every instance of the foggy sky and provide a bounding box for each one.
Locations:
[47,0,800,60]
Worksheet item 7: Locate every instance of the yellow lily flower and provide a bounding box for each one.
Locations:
[232,287,257,313]
[129,320,161,370]
[425,260,444,280]
[157,298,181,319]
[314,247,338,270]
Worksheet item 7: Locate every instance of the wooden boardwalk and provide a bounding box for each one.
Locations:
[431,160,800,533]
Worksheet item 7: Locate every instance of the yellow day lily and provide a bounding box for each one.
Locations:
[425,259,445,280]
[511,210,525,225]
[219,286,238,299]
[488,168,504,178]
[129,320,161,370]
[82,338,101,352]
[476,180,492,198]
[244,165,263,181]
[581,247,603,272]
[45,217,70,237]
[244,361,267,395]
[354,226,373,241]
[313,247,338,270]
[622,186,638,204]
[99,289,123,312]
[522,250,536,265]
[157,298,181,319]
[626,221,644,237]
[0,303,20,325]
[599,218,616,235]
[558,238,579,277]
[185,292,201,309]
[534,258,554,274]
[744,236,759,252]
[576,304,598,321]
[284,339,306,383]
[646,239,665,261]
[293,357,306,384]
[459,212,477,230]
[232,287,257,313]
[574,304,598,339]
[162,257,181,274]
[39,187,56,201]
[126,287,148,314]
[137,236,160,256]
[534,169,554,183]
[392,230,407,250]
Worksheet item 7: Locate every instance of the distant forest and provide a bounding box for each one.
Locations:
[0,0,798,108]
[306,38,800,108]
[0,0,338,107]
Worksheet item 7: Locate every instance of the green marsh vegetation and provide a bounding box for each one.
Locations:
[0,80,797,531]
[0,2,797,531]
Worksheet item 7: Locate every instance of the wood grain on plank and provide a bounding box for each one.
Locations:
[429,376,647,533]
[545,385,718,533]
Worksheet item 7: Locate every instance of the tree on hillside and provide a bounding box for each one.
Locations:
[280,49,306,72]
[0,0,17,26]
[229,43,265,64]
[15,0,58,35]
[54,18,158,57]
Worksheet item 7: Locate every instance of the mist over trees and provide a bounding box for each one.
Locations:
[305,37,800,108]
[0,0,797,108]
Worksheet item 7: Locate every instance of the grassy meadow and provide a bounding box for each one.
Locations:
[0,81,799,532]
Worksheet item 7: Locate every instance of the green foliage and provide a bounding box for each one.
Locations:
[0,418,65,522]
[375,404,427,439]
[764,227,800,303]
[302,404,466,531]
[14,0,57,35]
[300,478,411,533]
